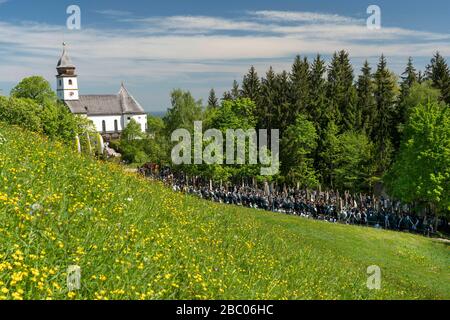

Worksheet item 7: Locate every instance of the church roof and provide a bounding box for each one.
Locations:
[57,43,75,69]
[65,84,146,116]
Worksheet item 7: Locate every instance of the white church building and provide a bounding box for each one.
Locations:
[56,43,147,140]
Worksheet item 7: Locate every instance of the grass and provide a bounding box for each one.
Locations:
[0,122,448,300]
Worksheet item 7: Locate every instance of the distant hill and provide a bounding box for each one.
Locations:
[0,122,448,300]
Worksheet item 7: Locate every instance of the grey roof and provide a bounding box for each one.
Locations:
[57,43,75,69]
[65,84,146,116]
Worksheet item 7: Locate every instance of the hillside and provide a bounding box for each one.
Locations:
[0,122,448,300]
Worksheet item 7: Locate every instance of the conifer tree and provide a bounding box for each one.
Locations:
[327,50,358,131]
[426,52,450,104]
[222,91,233,102]
[356,60,376,137]
[231,80,240,100]
[241,66,261,103]
[309,54,327,127]
[258,67,277,132]
[207,88,219,108]
[373,54,397,174]
[394,57,418,148]
[289,55,310,117]
[274,70,292,130]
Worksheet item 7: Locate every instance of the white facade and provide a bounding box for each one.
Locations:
[90,114,148,133]
[57,76,79,101]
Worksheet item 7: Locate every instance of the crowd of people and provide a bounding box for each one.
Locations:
[139,166,448,236]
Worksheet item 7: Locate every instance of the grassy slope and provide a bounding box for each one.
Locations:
[0,122,448,300]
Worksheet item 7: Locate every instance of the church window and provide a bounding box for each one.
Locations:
[69,79,73,85]
[59,80,62,86]
[102,120,106,133]
[114,120,118,132]
[69,92,74,96]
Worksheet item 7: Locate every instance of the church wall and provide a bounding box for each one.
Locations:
[89,115,123,133]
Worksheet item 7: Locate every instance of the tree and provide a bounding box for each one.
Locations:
[332,131,375,192]
[357,60,376,136]
[373,54,397,174]
[241,66,260,103]
[222,91,233,102]
[327,50,358,131]
[395,57,418,148]
[280,114,318,187]
[385,101,450,217]
[426,52,450,104]
[0,97,43,133]
[258,67,277,132]
[401,81,441,121]
[206,98,258,182]
[163,89,203,134]
[207,88,219,109]
[289,55,310,117]
[274,70,292,130]
[122,119,144,141]
[10,76,57,104]
[231,80,240,100]
[318,120,339,187]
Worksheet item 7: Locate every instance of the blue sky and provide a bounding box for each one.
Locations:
[0,0,449,112]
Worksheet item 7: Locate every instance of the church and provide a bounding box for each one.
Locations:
[56,43,147,140]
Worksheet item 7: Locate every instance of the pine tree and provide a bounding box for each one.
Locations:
[207,88,219,108]
[327,50,358,131]
[356,60,376,137]
[426,52,450,104]
[394,57,418,148]
[309,54,327,126]
[258,67,277,132]
[274,70,292,130]
[373,54,397,174]
[309,54,331,186]
[289,55,310,117]
[241,66,261,103]
[222,91,233,102]
[231,80,240,100]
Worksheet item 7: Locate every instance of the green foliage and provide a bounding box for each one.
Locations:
[2,77,96,146]
[241,66,260,103]
[385,101,450,216]
[280,115,318,187]
[373,55,398,174]
[164,89,203,134]
[357,61,376,136]
[10,76,57,104]
[122,119,144,141]
[207,88,219,109]
[0,97,43,132]
[331,131,375,192]
[327,50,357,131]
[426,52,450,104]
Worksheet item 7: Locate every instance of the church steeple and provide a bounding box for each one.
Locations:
[56,43,79,101]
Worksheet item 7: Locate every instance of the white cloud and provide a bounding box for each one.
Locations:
[249,10,361,24]
[0,9,448,109]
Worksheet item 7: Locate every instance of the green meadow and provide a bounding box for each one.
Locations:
[0,122,448,300]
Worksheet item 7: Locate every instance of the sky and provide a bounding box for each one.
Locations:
[0,0,449,112]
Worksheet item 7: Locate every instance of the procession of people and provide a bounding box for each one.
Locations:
[139,165,448,236]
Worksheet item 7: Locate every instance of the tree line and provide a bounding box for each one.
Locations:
[145,51,449,216]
